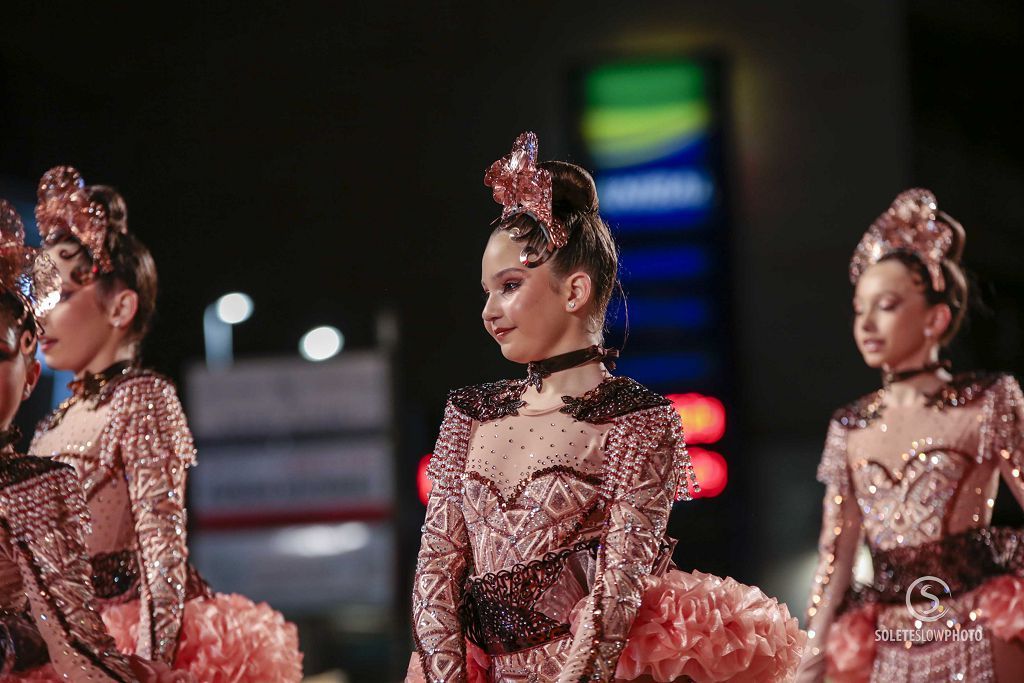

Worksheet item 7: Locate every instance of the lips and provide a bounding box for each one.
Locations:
[39,337,57,352]
[492,326,515,340]
[861,338,885,353]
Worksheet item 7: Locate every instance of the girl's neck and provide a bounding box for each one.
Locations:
[882,353,951,407]
[78,346,135,379]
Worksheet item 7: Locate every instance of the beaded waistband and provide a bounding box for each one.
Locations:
[847,526,1024,608]
[460,539,599,656]
[91,550,211,604]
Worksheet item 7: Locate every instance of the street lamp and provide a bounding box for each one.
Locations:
[300,325,344,362]
[203,292,253,369]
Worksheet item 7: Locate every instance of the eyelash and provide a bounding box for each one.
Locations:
[482,281,522,299]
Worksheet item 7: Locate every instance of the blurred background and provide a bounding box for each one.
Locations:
[2,1,1023,680]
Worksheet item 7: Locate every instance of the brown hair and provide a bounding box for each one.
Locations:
[50,185,159,346]
[879,210,968,345]
[497,161,619,336]
[0,292,35,341]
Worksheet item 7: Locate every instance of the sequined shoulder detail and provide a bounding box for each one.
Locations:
[0,455,71,487]
[36,365,164,432]
[560,376,670,424]
[833,394,884,430]
[448,379,529,422]
[924,371,1002,409]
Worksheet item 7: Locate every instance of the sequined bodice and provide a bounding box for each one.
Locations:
[411,376,698,683]
[847,401,999,551]
[463,408,612,575]
[800,373,1024,682]
[29,370,197,664]
[32,398,137,554]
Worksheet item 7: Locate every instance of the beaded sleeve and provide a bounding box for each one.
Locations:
[0,457,135,681]
[556,406,679,683]
[984,374,1024,510]
[411,401,474,683]
[796,419,863,683]
[99,374,197,663]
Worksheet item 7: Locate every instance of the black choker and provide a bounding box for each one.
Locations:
[883,361,950,387]
[525,345,619,391]
[68,360,134,399]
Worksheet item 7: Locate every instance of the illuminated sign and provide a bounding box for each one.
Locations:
[690,448,728,499]
[667,393,726,445]
[418,454,432,505]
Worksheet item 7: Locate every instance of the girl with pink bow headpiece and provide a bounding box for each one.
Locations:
[406,132,807,683]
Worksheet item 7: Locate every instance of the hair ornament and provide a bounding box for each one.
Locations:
[0,199,61,327]
[484,132,568,267]
[850,188,956,291]
[35,166,123,278]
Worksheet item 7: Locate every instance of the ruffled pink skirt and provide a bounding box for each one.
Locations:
[826,575,1024,682]
[101,593,303,682]
[407,569,806,683]
[1,593,301,682]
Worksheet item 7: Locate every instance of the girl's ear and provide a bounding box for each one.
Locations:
[107,287,139,331]
[566,270,593,312]
[19,330,41,400]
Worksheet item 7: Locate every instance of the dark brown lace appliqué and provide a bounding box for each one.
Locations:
[460,539,600,655]
[560,376,670,424]
[449,379,529,422]
[836,372,1002,430]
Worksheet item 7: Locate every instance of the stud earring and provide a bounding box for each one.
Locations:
[924,329,932,338]
[568,301,576,310]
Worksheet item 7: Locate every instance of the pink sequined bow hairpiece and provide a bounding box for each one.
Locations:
[484,132,568,260]
[850,188,955,291]
[34,165,119,278]
[0,199,61,325]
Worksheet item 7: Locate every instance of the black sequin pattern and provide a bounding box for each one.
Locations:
[449,380,529,422]
[560,377,670,424]
[835,372,1002,430]
[460,539,599,655]
[845,526,1024,609]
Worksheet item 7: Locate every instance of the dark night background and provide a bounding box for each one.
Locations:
[2,2,1022,679]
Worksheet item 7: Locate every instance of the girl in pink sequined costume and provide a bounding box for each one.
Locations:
[796,190,1024,682]
[407,133,806,683]
[26,168,302,682]
[0,198,190,682]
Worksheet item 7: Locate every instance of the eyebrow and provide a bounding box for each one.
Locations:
[482,267,526,287]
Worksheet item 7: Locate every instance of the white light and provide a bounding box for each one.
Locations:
[300,325,344,361]
[270,522,370,558]
[215,292,253,325]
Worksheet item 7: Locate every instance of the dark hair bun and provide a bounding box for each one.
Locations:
[88,185,128,235]
[938,210,966,264]
[541,161,599,217]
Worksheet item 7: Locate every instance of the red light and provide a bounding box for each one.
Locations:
[690,448,727,498]
[418,454,432,505]
[666,393,726,444]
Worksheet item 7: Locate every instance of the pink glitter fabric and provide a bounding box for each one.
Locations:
[799,373,1024,682]
[410,375,802,682]
[34,166,121,278]
[0,199,61,325]
[484,132,568,257]
[849,188,956,291]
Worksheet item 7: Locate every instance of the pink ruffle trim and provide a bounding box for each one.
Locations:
[572,569,807,683]
[404,641,489,683]
[102,592,303,683]
[825,603,877,683]
[826,575,1024,682]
